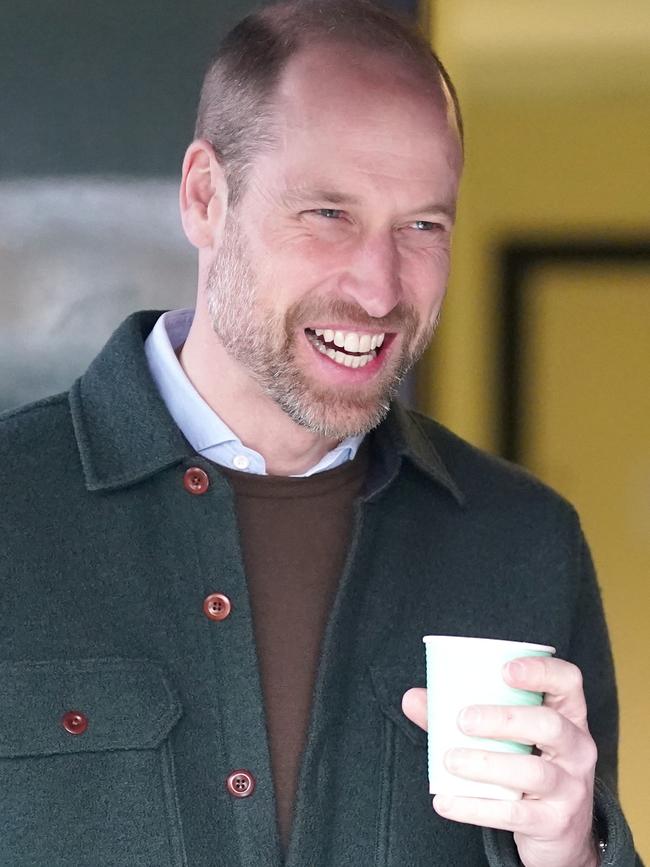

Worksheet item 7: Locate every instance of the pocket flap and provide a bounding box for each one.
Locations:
[0,659,182,758]
[369,660,427,748]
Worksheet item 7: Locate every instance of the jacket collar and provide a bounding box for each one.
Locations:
[69,311,192,491]
[364,401,465,506]
[70,310,464,506]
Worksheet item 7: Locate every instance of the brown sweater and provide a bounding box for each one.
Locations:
[220,445,369,853]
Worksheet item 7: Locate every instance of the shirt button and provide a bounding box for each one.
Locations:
[232,454,250,470]
[61,711,88,735]
[226,770,256,798]
[183,467,209,495]
[203,593,232,621]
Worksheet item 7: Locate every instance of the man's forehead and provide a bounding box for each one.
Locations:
[244,41,464,202]
[276,41,451,120]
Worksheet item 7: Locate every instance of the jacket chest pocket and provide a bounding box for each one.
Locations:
[0,658,185,867]
[370,661,487,867]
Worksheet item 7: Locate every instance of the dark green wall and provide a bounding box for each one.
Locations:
[0,0,255,177]
[0,0,417,178]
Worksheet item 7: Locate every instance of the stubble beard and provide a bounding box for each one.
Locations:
[206,215,439,440]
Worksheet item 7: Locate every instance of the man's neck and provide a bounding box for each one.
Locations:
[178,307,340,476]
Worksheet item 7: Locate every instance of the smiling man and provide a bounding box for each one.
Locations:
[179,35,461,470]
[0,2,641,866]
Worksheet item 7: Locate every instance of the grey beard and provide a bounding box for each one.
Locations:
[205,220,439,440]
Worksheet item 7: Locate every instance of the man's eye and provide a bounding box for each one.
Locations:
[410,220,441,231]
[313,208,343,219]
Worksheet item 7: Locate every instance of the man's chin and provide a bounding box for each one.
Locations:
[258,352,405,440]
[279,388,393,440]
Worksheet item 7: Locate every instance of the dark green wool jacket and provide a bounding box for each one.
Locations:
[0,312,639,867]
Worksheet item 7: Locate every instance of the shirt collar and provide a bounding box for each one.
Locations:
[144,308,238,455]
[144,308,363,476]
[69,310,464,505]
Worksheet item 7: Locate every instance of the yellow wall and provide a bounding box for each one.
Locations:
[421,0,650,855]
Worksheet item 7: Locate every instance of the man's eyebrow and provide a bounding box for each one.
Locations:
[414,201,457,220]
[281,187,361,206]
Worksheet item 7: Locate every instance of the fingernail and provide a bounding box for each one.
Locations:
[434,795,453,813]
[506,660,525,680]
[459,706,480,732]
[444,748,461,772]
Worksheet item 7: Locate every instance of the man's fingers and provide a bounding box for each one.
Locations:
[402,687,427,731]
[432,793,547,835]
[458,704,594,767]
[444,748,562,798]
[503,656,589,729]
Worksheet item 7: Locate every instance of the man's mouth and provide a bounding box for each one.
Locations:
[304,327,387,369]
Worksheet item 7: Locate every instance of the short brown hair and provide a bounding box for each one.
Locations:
[194,0,463,204]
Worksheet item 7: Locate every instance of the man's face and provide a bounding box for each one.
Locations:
[206,44,463,439]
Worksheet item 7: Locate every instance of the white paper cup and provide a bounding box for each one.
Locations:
[423,635,555,800]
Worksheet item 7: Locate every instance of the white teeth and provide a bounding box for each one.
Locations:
[358,334,372,353]
[306,331,329,355]
[312,328,385,350]
[328,349,377,368]
[306,327,383,369]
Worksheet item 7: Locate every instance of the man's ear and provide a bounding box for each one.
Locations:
[179,139,229,249]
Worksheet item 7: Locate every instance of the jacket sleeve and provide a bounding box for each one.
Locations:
[482,514,643,867]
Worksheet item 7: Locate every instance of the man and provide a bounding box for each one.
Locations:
[0,2,640,866]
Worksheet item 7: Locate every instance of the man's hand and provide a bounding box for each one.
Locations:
[402,657,600,867]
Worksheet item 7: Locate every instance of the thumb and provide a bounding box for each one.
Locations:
[402,687,428,731]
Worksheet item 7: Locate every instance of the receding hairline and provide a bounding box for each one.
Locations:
[252,44,463,193]
[253,0,463,137]
[193,0,464,201]
[283,35,449,87]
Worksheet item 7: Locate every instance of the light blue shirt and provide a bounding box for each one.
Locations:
[144,309,364,477]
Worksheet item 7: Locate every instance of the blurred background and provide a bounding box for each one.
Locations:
[422,2,649,855]
[1,0,648,856]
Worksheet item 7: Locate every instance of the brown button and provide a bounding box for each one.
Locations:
[61,711,88,735]
[203,593,232,621]
[183,467,209,495]
[226,770,256,798]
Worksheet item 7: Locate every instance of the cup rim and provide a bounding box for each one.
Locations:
[422,635,556,654]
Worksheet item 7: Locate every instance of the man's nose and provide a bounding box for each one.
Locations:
[338,232,401,319]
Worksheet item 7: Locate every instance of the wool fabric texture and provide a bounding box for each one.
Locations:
[0,311,640,866]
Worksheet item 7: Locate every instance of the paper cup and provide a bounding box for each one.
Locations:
[423,635,555,800]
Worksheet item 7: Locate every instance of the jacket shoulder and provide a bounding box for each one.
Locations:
[407,409,577,519]
[0,392,75,465]
[0,390,70,428]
